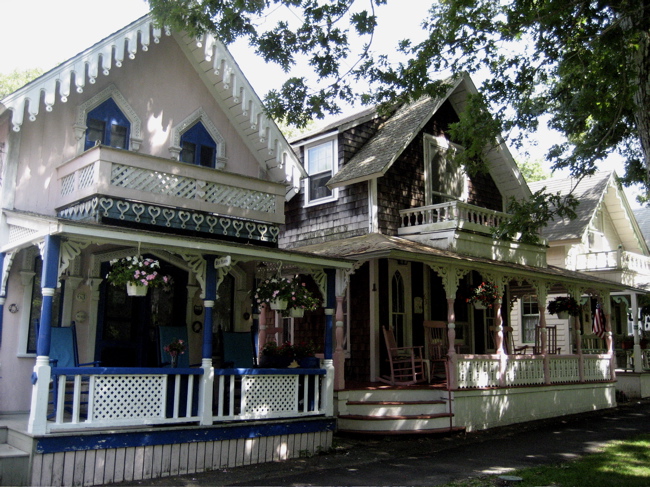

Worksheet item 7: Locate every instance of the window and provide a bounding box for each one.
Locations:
[423,134,466,206]
[27,256,64,354]
[521,296,539,343]
[180,122,217,168]
[391,271,406,347]
[305,138,337,205]
[84,98,130,150]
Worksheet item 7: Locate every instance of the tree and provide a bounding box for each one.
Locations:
[0,68,43,98]
[518,159,551,183]
[148,0,650,198]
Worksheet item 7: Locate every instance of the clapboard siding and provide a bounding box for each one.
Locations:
[31,430,333,486]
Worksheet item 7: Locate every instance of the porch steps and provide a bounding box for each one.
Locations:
[336,388,462,435]
[0,427,30,487]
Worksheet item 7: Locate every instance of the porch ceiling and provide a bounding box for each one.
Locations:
[295,233,627,291]
[2,209,354,270]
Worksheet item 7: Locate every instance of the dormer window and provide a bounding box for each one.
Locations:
[180,122,217,168]
[305,137,338,205]
[84,98,130,151]
[423,134,466,205]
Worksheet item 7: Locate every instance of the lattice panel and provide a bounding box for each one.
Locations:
[77,164,97,190]
[583,357,611,381]
[457,359,500,389]
[549,357,580,383]
[90,375,165,421]
[204,182,276,213]
[505,358,545,386]
[241,375,298,415]
[8,224,38,244]
[60,174,75,196]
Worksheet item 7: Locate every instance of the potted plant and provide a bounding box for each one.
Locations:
[258,340,295,368]
[285,281,320,318]
[547,296,581,319]
[163,338,186,368]
[466,281,499,309]
[253,276,295,310]
[293,341,320,368]
[106,255,172,297]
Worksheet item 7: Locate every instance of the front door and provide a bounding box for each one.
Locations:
[95,258,188,367]
[389,260,412,347]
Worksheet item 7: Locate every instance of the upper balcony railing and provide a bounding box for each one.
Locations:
[576,249,650,275]
[56,146,287,225]
[399,201,511,237]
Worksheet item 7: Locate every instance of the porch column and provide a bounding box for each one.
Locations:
[198,255,217,426]
[334,294,345,390]
[446,296,458,391]
[28,235,61,435]
[632,293,643,373]
[0,253,5,348]
[602,292,616,380]
[534,283,551,385]
[321,269,336,416]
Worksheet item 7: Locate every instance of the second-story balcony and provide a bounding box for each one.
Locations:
[575,249,650,288]
[398,201,547,267]
[55,146,287,245]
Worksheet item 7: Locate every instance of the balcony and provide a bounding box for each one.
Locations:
[398,201,546,266]
[575,249,650,288]
[55,146,287,243]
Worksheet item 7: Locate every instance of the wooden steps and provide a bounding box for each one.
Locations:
[0,427,30,486]
[336,388,463,435]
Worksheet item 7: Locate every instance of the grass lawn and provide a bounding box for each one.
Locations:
[443,434,650,487]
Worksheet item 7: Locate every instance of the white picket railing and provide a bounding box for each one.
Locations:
[455,354,612,389]
[47,367,326,433]
[576,249,650,274]
[399,201,511,235]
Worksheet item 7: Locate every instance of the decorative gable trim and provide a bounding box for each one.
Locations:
[169,107,226,169]
[73,84,143,152]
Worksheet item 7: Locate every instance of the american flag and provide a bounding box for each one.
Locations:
[593,303,606,339]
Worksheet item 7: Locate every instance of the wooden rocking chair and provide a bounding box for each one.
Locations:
[423,320,449,381]
[378,327,427,386]
[534,325,561,354]
[503,326,530,355]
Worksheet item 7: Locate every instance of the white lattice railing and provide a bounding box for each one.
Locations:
[576,249,650,274]
[47,367,326,433]
[399,201,511,236]
[56,146,286,224]
[455,354,611,389]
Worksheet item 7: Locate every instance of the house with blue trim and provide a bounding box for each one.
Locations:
[0,15,353,486]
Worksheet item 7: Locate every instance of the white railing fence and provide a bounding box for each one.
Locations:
[399,201,511,233]
[47,367,326,433]
[576,249,650,273]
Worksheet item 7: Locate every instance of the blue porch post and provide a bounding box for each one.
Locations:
[198,255,217,425]
[322,268,336,416]
[0,253,5,348]
[28,235,61,434]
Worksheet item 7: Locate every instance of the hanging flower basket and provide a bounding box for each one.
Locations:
[270,298,288,310]
[467,281,499,309]
[126,282,148,297]
[106,255,172,296]
[557,310,570,320]
[547,296,581,317]
[290,307,305,318]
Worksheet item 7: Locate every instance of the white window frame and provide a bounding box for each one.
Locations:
[303,136,339,207]
[521,295,539,344]
[423,134,467,206]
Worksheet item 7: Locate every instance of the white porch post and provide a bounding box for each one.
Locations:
[28,235,61,435]
[633,293,643,373]
[446,296,458,390]
[334,294,345,390]
[602,291,616,380]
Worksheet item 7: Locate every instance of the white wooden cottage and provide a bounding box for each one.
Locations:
[0,14,354,486]
[281,75,625,435]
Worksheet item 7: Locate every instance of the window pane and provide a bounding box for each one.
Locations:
[181,141,196,164]
[87,119,105,146]
[307,142,333,175]
[199,145,215,167]
[111,124,128,149]
[309,172,332,201]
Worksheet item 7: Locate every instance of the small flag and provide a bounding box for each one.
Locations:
[593,303,606,339]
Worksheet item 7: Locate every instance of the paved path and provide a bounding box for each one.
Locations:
[119,399,650,486]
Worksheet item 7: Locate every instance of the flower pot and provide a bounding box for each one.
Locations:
[473,302,486,310]
[169,354,178,368]
[557,311,569,320]
[126,282,148,297]
[270,299,288,310]
[299,356,320,368]
[290,307,305,318]
[258,355,292,368]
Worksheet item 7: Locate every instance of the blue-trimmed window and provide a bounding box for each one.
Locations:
[85,98,130,150]
[180,122,217,168]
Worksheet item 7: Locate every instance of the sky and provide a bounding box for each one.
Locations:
[0,0,641,206]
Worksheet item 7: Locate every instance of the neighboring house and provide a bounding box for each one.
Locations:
[281,75,624,435]
[0,15,353,486]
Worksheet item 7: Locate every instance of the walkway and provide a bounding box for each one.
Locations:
[117,398,650,486]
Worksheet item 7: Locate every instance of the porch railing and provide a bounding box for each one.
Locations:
[47,366,326,433]
[455,354,612,389]
[576,249,650,274]
[399,201,511,236]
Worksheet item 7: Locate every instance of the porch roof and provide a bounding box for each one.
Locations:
[296,233,627,290]
[2,209,354,270]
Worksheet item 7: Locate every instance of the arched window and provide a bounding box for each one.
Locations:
[84,98,130,151]
[180,122,217,168]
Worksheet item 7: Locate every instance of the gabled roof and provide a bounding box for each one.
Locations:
[529,172,648,254]
[317,74,529,201]
[633,207,650,244]
[0,14,305,198]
